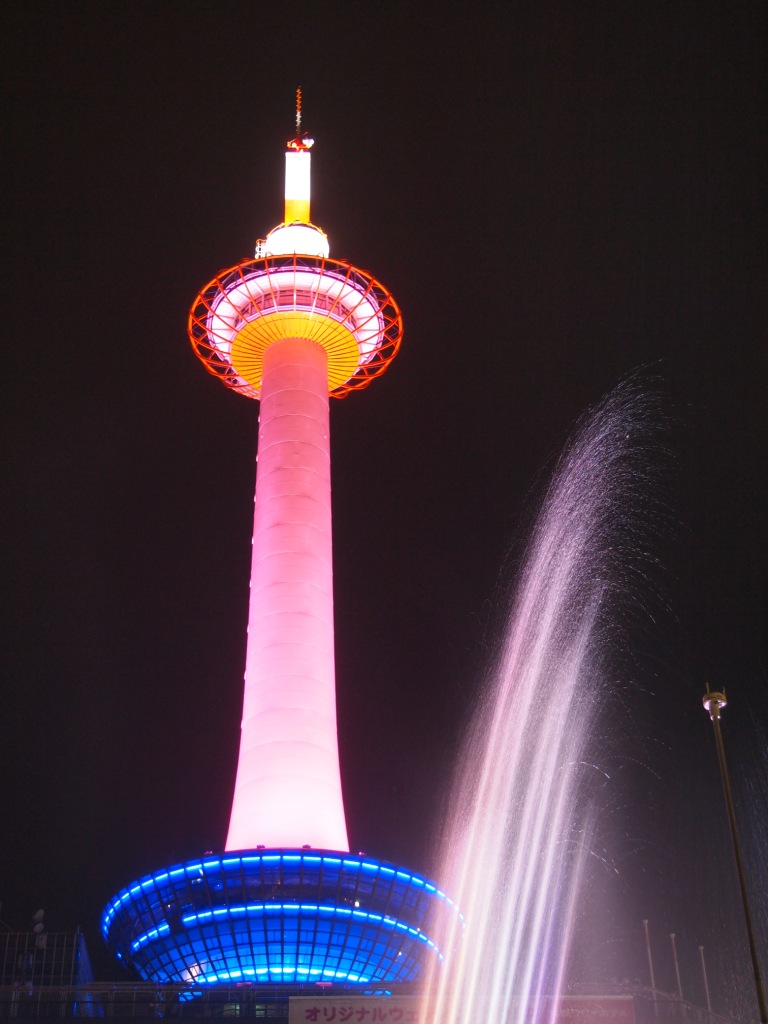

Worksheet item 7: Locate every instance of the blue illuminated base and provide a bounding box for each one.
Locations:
[102,850,460,985]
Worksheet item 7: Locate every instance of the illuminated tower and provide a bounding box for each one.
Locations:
[103,94,460,986]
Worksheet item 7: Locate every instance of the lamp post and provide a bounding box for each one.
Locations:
[702,687,767,1023]
[670,933,683,1001]
[699,946,712,1014]
[643,919,658,1017]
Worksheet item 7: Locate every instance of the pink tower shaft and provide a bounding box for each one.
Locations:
[225,337,349,852]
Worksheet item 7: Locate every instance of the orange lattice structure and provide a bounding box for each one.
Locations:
[188,254,402,400]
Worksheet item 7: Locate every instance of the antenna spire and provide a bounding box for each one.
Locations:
[287,87,313,152]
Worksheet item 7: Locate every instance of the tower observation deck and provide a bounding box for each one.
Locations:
[102,94,460,986]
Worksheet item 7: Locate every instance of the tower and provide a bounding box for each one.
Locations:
[103,94,459,986]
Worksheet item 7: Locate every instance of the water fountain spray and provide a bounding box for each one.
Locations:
[421,383,663,1024]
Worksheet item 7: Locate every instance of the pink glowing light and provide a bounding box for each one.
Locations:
[225,337,349,852]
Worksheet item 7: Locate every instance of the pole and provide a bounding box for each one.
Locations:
[702,688,768,1024]
[699,946,712,1014]
[670,933,683,1000]
[643,919,658,1017]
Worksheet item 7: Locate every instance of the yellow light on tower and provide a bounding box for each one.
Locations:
[284,145,311,223]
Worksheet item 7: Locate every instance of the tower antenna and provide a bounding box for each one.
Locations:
[287,87,312,153]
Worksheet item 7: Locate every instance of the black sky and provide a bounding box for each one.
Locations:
[2,2,766,1018]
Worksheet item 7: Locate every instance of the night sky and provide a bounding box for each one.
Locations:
[2,2,765,1018]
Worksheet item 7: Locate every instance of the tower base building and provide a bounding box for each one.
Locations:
[103,851,454,984]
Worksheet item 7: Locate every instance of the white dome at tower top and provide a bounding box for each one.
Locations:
[264,222,330,258]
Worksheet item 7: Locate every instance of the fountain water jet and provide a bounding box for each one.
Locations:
[421,382,661,1024]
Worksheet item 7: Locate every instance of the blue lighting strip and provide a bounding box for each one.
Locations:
[189,967,373,985]
[102,851,462,937]
[130,902,443,960]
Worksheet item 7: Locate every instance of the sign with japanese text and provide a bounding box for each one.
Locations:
[289,996,419,1024]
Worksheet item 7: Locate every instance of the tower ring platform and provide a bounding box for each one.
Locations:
[189,255,403,400]
[102,850,461,985]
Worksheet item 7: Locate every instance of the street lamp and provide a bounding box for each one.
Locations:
[702,686,767,1023]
